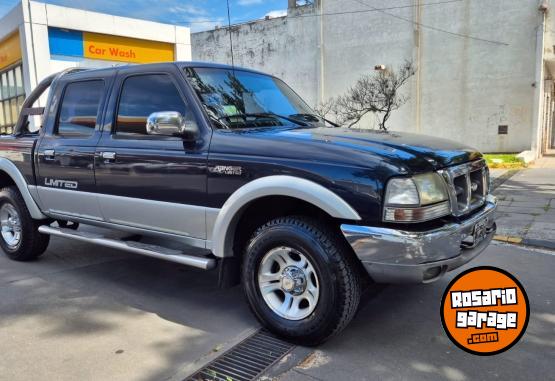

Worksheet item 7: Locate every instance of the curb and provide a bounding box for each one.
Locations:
[493,235,522,244]
[520,238,555,251]
[493,235,555,251]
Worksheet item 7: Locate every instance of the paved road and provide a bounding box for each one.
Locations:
[0,233,553,381]
[0,229,258,381]
[275,243,555,381]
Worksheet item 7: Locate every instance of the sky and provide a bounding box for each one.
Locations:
[0,0,290,32]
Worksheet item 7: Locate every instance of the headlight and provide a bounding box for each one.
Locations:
[384,177,419,205]
[413,173,449,205]
[383,173,450,223]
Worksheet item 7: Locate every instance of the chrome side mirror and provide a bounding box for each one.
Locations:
[146,111,199,141]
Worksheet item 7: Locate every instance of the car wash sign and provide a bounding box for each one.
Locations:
[0,32,22,70]
[48,27,174,64]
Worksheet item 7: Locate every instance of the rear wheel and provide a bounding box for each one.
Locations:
[243,216,361,345]
[0,186,49,261]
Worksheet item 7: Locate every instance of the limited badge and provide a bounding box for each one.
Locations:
[440,266,529,356]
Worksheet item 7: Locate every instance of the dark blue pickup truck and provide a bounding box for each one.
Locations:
[0,62,496,344]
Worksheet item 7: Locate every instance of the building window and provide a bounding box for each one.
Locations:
[0,64,25,135]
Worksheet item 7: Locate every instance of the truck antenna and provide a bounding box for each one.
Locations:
[226,0,235,69]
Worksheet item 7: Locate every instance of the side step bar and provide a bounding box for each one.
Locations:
[38,225,217,270]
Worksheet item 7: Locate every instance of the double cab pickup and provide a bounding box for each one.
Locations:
[0,62,496,344]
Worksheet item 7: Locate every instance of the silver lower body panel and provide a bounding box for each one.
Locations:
[44,211,211,250]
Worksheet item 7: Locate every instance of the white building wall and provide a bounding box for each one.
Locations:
[192,0,553,153]
[191,6,320,107]
[408,0,539,152]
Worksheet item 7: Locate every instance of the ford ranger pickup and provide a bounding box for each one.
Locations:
[0,62,496,344]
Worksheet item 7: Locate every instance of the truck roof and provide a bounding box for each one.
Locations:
[62,61,269,79]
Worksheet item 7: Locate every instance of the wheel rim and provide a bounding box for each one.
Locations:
[257,246,320,321]
[0,203,21,249]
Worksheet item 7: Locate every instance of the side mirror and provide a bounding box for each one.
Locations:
[146,111,199,141]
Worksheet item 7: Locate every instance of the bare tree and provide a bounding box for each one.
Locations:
[317,61,416,131]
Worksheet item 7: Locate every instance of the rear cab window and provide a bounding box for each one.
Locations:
[56,80,104,137]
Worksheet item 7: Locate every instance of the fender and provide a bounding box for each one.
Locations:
[210,175,361,258]
[0,158,46,219]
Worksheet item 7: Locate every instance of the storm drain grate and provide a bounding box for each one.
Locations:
[186,329,295,381]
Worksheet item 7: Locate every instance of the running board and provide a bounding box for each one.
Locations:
[38,225,217,270]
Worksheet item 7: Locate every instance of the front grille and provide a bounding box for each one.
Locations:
[439,159,489,217]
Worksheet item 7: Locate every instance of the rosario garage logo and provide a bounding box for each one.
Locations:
[440,266,529,355]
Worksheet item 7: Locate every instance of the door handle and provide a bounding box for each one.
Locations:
[100,152,117,162]
[44,149,55,160]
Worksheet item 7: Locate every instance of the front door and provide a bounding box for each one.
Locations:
[36,75,109,220]
[94,66,210,241]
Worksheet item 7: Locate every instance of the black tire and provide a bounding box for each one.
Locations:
[243,216,362,345]
[0,186,50,261]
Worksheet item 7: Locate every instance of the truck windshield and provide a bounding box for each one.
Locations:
[184,67,323,129]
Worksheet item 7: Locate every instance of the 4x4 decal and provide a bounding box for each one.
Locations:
[208,165,243,176]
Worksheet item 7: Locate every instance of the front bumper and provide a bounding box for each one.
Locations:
[341,195,497,284]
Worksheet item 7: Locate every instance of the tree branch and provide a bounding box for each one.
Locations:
[316,60,415,131]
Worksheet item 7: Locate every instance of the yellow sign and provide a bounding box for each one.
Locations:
[83,32,174,64]
[0,32,22,70]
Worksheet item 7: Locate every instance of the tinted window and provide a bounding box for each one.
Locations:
[116,74,188,135]
[57,80,104,137]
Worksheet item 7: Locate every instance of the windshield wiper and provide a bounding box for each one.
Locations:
[290,113,340,127]
[218,113,309,127]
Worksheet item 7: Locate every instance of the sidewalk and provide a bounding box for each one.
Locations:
[530,150,555,168]
[489,168,515,189]
[493,155,555,249]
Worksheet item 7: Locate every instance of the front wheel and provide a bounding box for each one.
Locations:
[0,186,50,261]
[243,216,362,345]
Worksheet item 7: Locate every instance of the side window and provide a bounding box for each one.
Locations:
[116,74,188,136]
[57,80,104,137]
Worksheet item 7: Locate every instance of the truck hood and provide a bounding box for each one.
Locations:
[305,127,482,169]
[227,126,483,173]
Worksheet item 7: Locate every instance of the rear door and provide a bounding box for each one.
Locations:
[94,65,210,241]
[36,72,111,220]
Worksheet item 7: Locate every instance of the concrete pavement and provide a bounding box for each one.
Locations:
[530,151,555,169]
[273,243,555,381]
[489,168,517,190]
[0,230,257,381]
[494,164,555,248]
[0,230,553,381]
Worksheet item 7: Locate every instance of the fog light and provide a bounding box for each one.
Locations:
[423,266,443,281]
